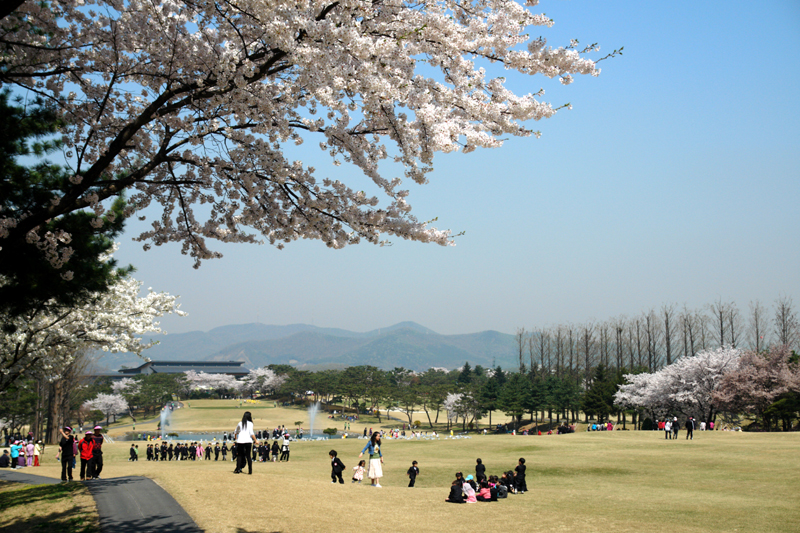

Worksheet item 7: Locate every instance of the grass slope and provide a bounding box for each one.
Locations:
[23,400,800,533]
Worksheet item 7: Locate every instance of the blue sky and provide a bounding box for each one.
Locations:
[115,0,800,336]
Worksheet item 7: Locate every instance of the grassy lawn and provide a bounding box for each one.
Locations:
[0,480,99,533]
[23,400,800,532]
[103,399,524,437]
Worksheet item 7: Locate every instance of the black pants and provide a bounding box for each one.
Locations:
[89,452,103,478]
[686,429,693,440]
[80,458,90,479]
[236,443,252,473]
[61,455,74,481]
[408,476,416,487]
[332,470,344,483]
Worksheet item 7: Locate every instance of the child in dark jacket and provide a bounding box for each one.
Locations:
[445,479,465,503]
[329,450,345,484]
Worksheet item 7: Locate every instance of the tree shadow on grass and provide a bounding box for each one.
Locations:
[95,515,205,533]
[0,483,99,533]
[0,481,85,509]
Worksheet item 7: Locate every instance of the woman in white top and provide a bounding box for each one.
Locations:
[234,411,258,474]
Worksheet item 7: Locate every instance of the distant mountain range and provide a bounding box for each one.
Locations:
[94,322,518,373]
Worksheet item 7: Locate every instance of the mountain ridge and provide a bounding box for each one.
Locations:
[95,322,517,372]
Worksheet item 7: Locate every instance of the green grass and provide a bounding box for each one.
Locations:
[25,400,800,533]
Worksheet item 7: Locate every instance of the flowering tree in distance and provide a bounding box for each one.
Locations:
[0,251,185,393]
[712,345,800,430]
[0,0,617,272]
[240,367,287,396]
[83,392,129,426]
[184,370,243,394]
[614,346,742,425]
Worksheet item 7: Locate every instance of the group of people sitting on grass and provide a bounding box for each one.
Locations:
[445,458,528,503]
[143,438,291,462]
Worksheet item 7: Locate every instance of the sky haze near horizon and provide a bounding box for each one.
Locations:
[115,0,800,337]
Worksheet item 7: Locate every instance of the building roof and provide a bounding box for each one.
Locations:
[118,360,247,375]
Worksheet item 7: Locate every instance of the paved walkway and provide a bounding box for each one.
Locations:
[0,470,203,533]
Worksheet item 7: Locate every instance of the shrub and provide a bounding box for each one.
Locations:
[323,428,338,435]
[641,418,654,431]
[412,420,421,428]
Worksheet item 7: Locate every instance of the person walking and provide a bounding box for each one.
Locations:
[685,417,695,440]
[233,411,258,475]
[359,431,384,488]
[88,426,105,479]
[78,431,94,480]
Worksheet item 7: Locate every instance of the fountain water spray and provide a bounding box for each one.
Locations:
[307,402,321,438]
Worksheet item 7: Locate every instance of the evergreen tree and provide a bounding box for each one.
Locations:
[457,362,473,385]
[0,91,129,317]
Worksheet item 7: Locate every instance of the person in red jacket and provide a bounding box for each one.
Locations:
[78,431,94,481]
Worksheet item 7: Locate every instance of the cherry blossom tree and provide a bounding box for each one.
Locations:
[614,346,741,424]
[0,0,616,272]
[111,377,140,396]
[712,345,800,430]
[83,392,128,426]
[239,367,286,395]
[443,392,464,428]
[0,250,185,393]
[183,370,243,394]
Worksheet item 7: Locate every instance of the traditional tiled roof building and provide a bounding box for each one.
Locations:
[117,360,248,377]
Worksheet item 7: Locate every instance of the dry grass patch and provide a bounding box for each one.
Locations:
[31,403,800,533]
[0,480,99,533]
[32,428,800,533]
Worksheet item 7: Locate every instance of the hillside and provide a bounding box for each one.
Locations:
[94,322,517,372]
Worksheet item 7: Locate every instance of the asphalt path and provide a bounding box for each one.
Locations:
[0,468,62,485]
[0,470,203,533]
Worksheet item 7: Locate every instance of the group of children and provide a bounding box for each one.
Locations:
[142,439,291,462]
[445,458,528,503]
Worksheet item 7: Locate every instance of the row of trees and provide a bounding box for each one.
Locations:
[514,297,799,378]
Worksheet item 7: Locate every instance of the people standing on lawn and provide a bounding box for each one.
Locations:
[25,440,34,467]
[77,431,94,480]
[359,431,384,488]
[57,426,75,482]
[271,440,279,462]
[33,441,42,467]
[233,411,258,475]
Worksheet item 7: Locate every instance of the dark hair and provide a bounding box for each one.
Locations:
[455,471,463,479]
[370,431,380,445]
[242,411,253,428]
[412,460,418,465]
[519,457,525,464]
[476,458,482,464]
[480,480,488,489]
[329,450,337,457]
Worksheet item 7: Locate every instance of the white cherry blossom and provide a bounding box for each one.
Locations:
[0,0,612,266]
